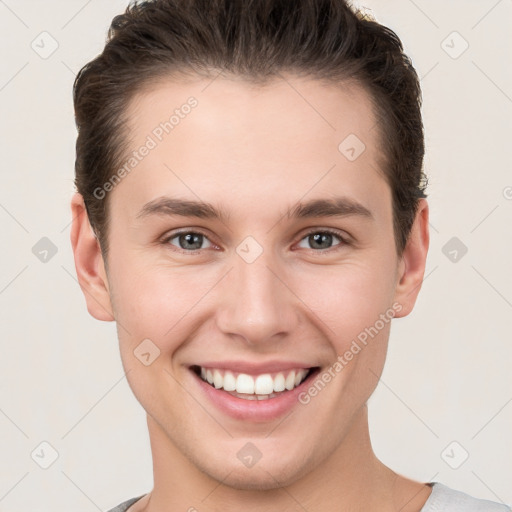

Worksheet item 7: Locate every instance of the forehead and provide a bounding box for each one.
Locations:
[113,74,390,224]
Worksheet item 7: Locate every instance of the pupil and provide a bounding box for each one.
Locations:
[180,233,202,250]
[177,232,332,251]
[311,233,332,249]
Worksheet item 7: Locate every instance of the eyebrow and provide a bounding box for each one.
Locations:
[287,197,373,220]
[136,196,373,222]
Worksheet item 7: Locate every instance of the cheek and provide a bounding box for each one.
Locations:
[109,237,398,358]
[290,257,398,341]
[109,258,219,353]
[109,262,204,410]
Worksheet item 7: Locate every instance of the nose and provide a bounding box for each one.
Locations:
[215,248,299,347]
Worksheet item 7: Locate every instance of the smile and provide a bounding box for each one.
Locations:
[191,365,314,399]
[188,362,321,421]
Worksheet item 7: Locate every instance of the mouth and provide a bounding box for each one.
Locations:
[189,364,320,400]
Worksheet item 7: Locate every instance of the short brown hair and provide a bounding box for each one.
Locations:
[73,0,427,260]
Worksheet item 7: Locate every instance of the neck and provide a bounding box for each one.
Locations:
[138,405,429,512]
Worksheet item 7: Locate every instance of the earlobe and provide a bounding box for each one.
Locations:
[393,199,430,318]
[70,193,115,322]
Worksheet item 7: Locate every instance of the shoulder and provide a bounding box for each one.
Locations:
[422,482,511,512]
[105,494,146,512]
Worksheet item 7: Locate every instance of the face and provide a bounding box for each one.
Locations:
[71,74,428,491]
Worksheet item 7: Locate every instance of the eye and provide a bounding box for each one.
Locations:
[296,229,348,251]
[160,228,349,254]
[162,230,214,252]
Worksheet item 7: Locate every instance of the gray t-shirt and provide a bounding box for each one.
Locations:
[106,482,511,512]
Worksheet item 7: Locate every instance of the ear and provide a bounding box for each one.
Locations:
[69,192,115,321]
[393,198,430,318]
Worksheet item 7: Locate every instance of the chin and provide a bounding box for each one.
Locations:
[201,456,312,492]
[217,469,292,491]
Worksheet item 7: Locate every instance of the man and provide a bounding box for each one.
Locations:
[70,0,510,510]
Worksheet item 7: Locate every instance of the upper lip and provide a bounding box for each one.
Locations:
[190,360,318,375]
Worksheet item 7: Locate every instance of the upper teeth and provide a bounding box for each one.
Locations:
[199,367,310,394]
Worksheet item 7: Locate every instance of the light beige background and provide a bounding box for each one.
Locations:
[0,0,511,510]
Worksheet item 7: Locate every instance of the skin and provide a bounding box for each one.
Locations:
[70,74,431,511]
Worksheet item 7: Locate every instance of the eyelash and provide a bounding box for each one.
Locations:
[160,228,350,255]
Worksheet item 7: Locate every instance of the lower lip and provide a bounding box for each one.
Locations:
[190,368,320,422]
